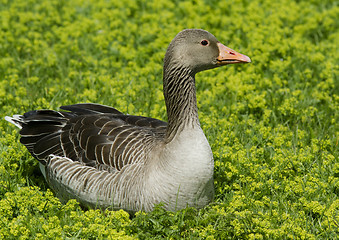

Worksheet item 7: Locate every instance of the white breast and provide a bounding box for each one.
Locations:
[144,126,215,211]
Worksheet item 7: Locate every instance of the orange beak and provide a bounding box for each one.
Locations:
[217,42,251,65]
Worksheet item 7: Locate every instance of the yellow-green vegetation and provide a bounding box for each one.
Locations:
[0,0,338,239]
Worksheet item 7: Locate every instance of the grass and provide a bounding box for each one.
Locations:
[0,0,338,239]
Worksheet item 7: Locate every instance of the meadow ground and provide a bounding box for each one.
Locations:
[0,0,338,239]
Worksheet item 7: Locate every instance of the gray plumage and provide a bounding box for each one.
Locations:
[6,29,250,213]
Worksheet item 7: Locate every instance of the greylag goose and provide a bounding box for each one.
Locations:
[6,29,250,213]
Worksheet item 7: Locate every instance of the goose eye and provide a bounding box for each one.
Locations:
[200,40,209,46]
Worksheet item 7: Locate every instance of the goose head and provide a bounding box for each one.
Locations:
[164,29,251,74]
[162,29,251,141]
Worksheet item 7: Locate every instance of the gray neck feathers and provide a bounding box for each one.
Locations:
[163,61,200,142]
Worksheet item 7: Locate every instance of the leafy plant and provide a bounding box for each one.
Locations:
[0,0,338,239]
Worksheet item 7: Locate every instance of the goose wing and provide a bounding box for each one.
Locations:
[14,103,167,173]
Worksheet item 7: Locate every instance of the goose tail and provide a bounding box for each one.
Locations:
[5,110,72,163]
[5,115,24,129]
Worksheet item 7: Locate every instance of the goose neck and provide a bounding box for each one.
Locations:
[163,64,200,142]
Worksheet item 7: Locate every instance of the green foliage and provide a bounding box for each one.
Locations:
[0,187,133,239]
[0,0,338,239]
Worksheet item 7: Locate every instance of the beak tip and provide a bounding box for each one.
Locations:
[245,56,251,63]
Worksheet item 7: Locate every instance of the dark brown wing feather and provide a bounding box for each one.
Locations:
[17,103,167,173]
